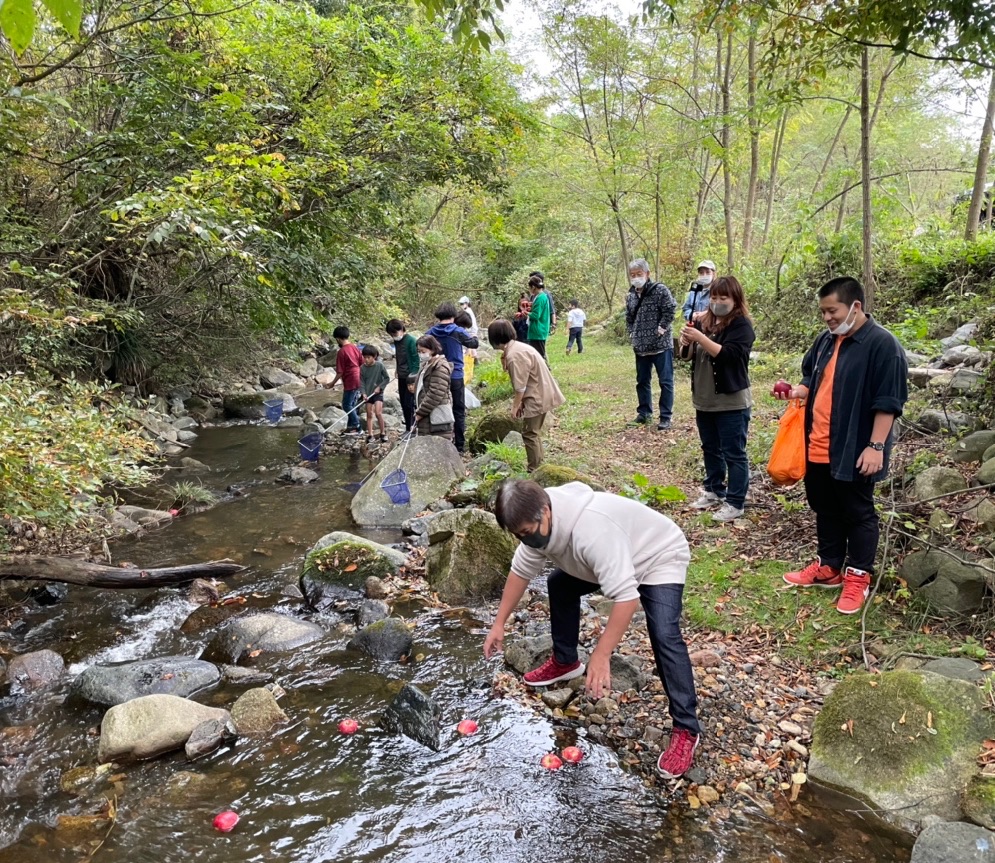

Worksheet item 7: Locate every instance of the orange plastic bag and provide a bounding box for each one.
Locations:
[767,400,806,486]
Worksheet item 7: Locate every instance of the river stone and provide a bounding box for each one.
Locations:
[356,599,390,627]
[910,821,995,863]
[98,694,231,762]
[939,321,979,349]
[350,436,464,528]
[978,457,995,486]
[184,716,237,760]
[530,463,606,491]
[295,357,319,378]
[951,431,995,464]
[964,775,995,830]
[259,366,299,389]
[71,656,221,707]
[942,344,984,367]
[930,368,986,395]
[278,465,319,484]
[504,635,554,675]
[913,466,967,501]
[610,654,646,692]
[809,670,995,832]
[276,416,304,429]
[202,613,324,664]
[347,618,413,661]
[381,683,441,751]
[899,549,989,614]
[222,389,296,420]
[907,368,946,389]
[221,665,274,686]
[502,430,525,448]
[115,505,174,526]
[917,409,982,435]
[467,411,524,454]
[7,649,65,695]
[424,509,517,603]
[230,687,288,734]
[921,657,986,683]
[964,498,995,532]
[179,457,210,473]
[300,533,405,610]
[318,405,347,428]
[541,688,575,709]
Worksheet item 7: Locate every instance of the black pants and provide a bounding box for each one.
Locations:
[450,378,466,452]
[804,461,879,572]
[399,382,415,431]
[527,338,547,359]
[567,327,583,353]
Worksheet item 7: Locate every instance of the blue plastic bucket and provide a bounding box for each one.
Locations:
[380,469,410,505]
[298,433,322,462]
[264,399,284,424]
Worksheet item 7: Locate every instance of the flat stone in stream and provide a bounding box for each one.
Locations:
[7,649,65,695]
[910,821,995,863]
[381,683,442,751]
[202,612,325,664]
[347,618,413,661]
[98,694,231,762]
[230,687,288,734]
[71,656,221,707]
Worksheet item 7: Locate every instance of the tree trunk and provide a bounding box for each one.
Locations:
[612,198,631,271]
[720,31,735,271]
[761,108,788,249]
[966,69,995,242]
[742,32,759,255]
[860,47,875,308]
[812,105,852,198]
[0,557,244,588]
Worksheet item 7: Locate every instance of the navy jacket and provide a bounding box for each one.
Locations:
[800,317,908,483]
[427,323,479,381]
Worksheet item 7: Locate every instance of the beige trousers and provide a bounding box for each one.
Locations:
[522,412,547,472]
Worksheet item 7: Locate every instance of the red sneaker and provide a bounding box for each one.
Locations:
[837,567,871,614]
[783,560,842,588]
[657,727,700,778]
[523,656,585,687]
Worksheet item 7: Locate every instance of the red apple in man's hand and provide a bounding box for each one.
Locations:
[540,753,563,770]
[772,380,792,397]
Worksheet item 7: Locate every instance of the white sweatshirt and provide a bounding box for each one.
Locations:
[510,482,690,602]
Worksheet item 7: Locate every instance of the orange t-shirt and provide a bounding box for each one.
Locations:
[807,337,842,463]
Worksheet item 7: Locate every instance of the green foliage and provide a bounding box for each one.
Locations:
[167,480,217,510]
[620,473,687,509]
[475,363,514,403]
[0,374,156,529]
[482,440,527,473]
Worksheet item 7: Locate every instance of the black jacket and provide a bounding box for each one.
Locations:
[800,317,908,483]
[690,315,755,396]
[625,280,676,354]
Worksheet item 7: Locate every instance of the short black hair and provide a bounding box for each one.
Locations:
[416,334,443,355]
[435,301,458,320]
[529,270,544,280]
[569,299,579,307]
[494,479,550,533]
[819,276,865,307]
[454,311,472,329]
[487,319,516,347]
[332,325,350,340]
[361,344,379,358]
[385,319,405,335]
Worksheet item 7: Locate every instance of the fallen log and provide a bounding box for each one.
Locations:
[0,556,244,588]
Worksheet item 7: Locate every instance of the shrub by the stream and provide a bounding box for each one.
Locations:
[0,374,155,537]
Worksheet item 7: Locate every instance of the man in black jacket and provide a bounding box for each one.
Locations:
[774,276,908,615]
[625,258,677,430]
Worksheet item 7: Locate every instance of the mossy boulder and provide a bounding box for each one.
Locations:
[950,430,995,463]
[899,549,989,614]
[978,457,995,486]
[912,466,966,501]
[964,774,995,830]
[424,508,517,603]
[531,463,605,492]
[300,532,406,611]
[809,670,995,831]
[467,411,523,454]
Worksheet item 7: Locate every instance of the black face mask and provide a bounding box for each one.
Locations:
[519,528,550,550]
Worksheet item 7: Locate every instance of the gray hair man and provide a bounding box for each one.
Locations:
[624,258,676,430]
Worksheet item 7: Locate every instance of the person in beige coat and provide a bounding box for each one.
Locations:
[487,319,565,471]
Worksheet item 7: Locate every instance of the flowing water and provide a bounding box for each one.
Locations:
[0,422,912,863]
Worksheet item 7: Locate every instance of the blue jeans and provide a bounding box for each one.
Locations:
[546,569,701,737]
[342,387,362,431]
[635,350,674,422]
[694,408,751,509]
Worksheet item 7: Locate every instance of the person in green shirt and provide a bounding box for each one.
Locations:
[526,272,551,360]
[386,319,419,432]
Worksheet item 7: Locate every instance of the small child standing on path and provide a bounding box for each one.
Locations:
[327,325,363,436]
[360,345,390,442]
[566,299,586,354]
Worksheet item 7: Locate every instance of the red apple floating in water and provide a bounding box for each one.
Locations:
[561,746,584,764]
[457,719,479,736]
[168,509,180,517]
[540,753,563,770]
[338,718,359,734]
[213,811,239,833]
[772,380,792,397]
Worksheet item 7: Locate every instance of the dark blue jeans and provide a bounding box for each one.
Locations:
[694,408,751,509]
[547,569,701,737]
[567,327,583,353]
[341,387,362,431]
[635,350,674,422]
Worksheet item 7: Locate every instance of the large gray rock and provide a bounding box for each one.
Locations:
[913,466,967,501]
[930,368,986,395]
[7,649,65,695]
[381,683,441,751]
[350,436,465,527]
[230,687,288,734]
[921,657,987,683]
[295,357,319,378]
[318,405,347,428]
[356,599,390,627]
[939,321,979,349]
[911,821,995,863]
[202,613,324,664]
[900,549,989,614]
[347,619,413,662]
[259,366,300,389]
[942,344,985,367]
[917,410,982,435]
[951,431,995,464]
[424,508,517,603]
[71,657,220,707]
[809,671,995,832]
[300,532,405,611]
[908,368,947,389]
[609,654,647,692]
[504,635,554,675]
[98,694,230,762]
[978,457,995,485]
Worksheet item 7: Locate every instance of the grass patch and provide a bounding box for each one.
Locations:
[483,440,528,473]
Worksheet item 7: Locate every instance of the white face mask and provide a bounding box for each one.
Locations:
[829,302,858,335]
[710,301,733,317]
[392,334,403,342]
[630,276,647,290]
[417,352,432,362]
[697,273,713,286]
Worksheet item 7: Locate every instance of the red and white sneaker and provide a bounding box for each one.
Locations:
[657,727,700,778]
[837,567,871,614]
[783,559,842,588]
[523,656,585,687]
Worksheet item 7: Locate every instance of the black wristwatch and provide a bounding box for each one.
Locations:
[868,441,885,452]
